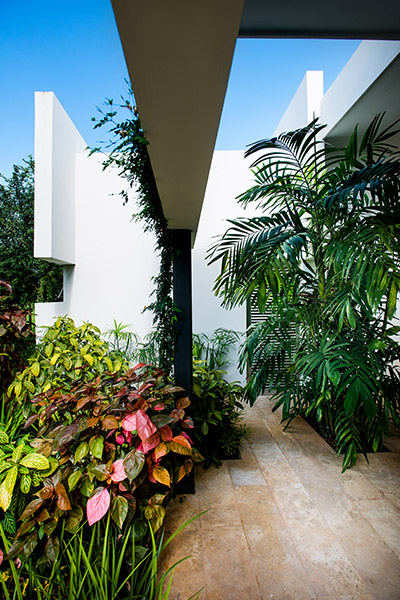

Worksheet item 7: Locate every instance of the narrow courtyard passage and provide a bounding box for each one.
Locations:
[163,396,400,600]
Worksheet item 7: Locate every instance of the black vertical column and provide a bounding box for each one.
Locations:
[172,229,193,400]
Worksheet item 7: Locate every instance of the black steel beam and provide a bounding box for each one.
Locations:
[172,229,193,400]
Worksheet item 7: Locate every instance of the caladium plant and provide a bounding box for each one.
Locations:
[6,363,202,563]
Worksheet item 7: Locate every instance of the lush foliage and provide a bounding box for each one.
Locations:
[192,329,248,467]
[209,115,400,470]
[0,157,63,309]
[90,89,177,375]
[0,316,202,598]
[0,282,35,398]
[7,316,128,416]
[192,328,241,372]
[0,510,203,600]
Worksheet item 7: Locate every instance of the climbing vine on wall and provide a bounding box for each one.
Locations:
[90,85,177,375]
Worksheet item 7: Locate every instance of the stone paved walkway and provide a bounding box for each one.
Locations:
[162,396,400,600]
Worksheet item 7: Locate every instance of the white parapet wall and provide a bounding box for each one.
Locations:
[322,40,400,141]
[34,92,86,265]
[34,92,158,339]
[273,70,324,135]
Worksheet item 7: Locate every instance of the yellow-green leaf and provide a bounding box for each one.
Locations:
[31,362,40,377]
[0,481,12,511]
[12,443,25,463]
[14,381,22,397]
[24,380,35,393]
[20,474,32,494]
[50,353,61,365]
[75,441,89,462]
[43,382,51,393]
[89,435,104,460]
[20,453,49,470]
[83,354,94,366]
[63,355,72,371]
[68,471,82,491]
[4,465,18,496]
[45,343,54,357]
[0,431,9,444]
[103,356,113,371]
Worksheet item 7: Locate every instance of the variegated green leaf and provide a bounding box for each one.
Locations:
[12,443,25,463]
[0,431,9,444]
[4,465,18,497]
[0,482,12,511]
[20,474,32,494]
[20,453,49,470]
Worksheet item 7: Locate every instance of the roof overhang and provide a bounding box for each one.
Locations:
[111,0,400,240]
[111,0,244,235]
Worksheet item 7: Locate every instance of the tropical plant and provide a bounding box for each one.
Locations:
[192,328,241,371]
[5,362,199,563]
[191,361,247,468]
[7,316,127,418]
[104,321,141,364]
[0,157,63,309]
[208,115,400,470]
[0,510,205,600]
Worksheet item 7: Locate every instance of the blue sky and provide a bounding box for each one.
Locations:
[0,0,360,177]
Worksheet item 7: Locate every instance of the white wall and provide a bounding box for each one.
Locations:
[35,94,158,339]
[273,71,323,135]
[322,40,400,138]
[192,150,260,382]
[34,92,86,265]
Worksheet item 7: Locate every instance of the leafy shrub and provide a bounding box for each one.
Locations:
[4,362,200,563]
[193,328,241,371]
[0,281,35,398]
[7,316,127,417]
[191,361,248,467]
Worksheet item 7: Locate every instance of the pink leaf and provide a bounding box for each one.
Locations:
[87,487,111,526]
[133,363,145,370]
[136,409,157,441]
[121,413,137,432]
[115,434,125,445]
[153,403,165,411]
[0,549,3,566]
[142,433,160,453]
[125,431,133,444]
[110,459,127,483]
[181,431,193,444]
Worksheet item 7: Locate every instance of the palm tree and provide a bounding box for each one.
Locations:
[208,115,400,470]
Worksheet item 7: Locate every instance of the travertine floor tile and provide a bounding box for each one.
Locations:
[162,398,400,600]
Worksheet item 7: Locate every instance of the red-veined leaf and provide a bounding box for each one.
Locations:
[142,433,160,453]
[136,409,157,441]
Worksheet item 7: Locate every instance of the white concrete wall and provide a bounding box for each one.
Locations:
[273,71,323,136]
[192,150,260,383]
[322,40,400,138]
[34,92,86,265]
[35,94,158,340]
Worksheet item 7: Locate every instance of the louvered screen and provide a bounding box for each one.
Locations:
[246,293,297,385]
